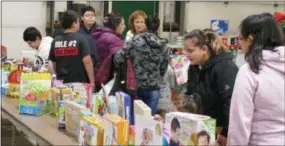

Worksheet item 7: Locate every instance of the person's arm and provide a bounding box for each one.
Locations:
[83,55,95,85]
[52,62,56,74]
[227,65,255,145]
[214,61,239,137]
[48,40,56,73]
[113,41,132,69]
[160,46,169,77]
[80,37,94,85]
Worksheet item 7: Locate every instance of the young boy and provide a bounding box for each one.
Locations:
[23,27,53,71]
[197,130,210,146]
[169,117,181,146]
[48,10,94,86]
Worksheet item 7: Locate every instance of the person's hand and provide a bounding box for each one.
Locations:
[217,134,227,146]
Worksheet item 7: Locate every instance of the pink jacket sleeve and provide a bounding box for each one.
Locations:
[227,65,256,145]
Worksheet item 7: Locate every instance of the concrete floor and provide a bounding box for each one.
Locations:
[1,118,33,146]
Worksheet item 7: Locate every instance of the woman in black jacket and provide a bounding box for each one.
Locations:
[184,29,238,146]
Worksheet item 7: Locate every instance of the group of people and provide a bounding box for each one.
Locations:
[22,5,285,146]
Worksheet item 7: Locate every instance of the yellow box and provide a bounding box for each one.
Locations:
[103,114,129,145]
[79,116,104,146]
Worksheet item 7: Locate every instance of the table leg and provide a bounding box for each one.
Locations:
[11,125,15,146]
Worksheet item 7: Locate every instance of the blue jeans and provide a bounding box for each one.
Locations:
[137,89,160,115]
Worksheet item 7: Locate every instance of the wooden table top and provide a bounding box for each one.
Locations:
[1,97,78,145]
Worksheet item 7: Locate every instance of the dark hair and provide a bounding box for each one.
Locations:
[81,6,95,16]
[240,13,284,74]
[197,130,210,143]
[173,93,202,114]
[23,27,42,42]
[184,29,226,56]
[103,12,123,31]
[60,10,79,29]
[146,13,160,34]
[170,117,180,132]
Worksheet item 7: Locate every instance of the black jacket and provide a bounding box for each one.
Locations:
[186,53,238,137]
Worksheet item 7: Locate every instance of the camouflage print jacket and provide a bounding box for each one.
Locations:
[114,32,169,90]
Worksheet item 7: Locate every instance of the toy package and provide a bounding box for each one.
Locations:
[51,86,73,116]
[18,73,52,116]
[8,64,24,98]
[108,95,118,115]
[79,116,104,146]
[65,83,92,109]
[170,55,190,85]
[64,100,89,137]
[115,91,133,124]
[135,115,163,146]
[129,125,135,146]
[1,69,10,96]
[1,45,7,63]
[164,112,216,146]
[91,94,106,115]
[134,100,152,117]
[103,114,129,145]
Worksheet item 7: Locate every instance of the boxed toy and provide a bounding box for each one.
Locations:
[135,115,163,146]
[91,94,106,115]
[1,45,7,63]
[50,86,73,116]
[115,91,133,124]
[79,116,104,146]
[64,100,89,137]
[65,83,92,109]
[8,64,24,98]
[164,112,216,146]
[134,100,152,117]
[103,114,129,145]
[18,73,52,116]
[129,125,135,146]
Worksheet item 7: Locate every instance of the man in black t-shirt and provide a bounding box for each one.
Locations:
[49,10,94,86]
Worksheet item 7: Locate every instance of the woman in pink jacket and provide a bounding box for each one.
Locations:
[227,13,285,145]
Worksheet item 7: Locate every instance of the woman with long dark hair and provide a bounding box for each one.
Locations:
[183,29,239,146]
[227,13,285,145]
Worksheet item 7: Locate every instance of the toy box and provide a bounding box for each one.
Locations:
[165,112,216,146]
[51,86,73,116]
[18,73,52,116]
[108,95,118,115]
[129,125,135,146]
[134,100,152,117]
[8,64,24,98]
[1,45,7,63]
[135,115,163,146]
[90,93,106,115]
[115,91,133,124]
[64,100,89,137]
[79,116,104,146]
[103,114,129,145]
[65,83,92,109]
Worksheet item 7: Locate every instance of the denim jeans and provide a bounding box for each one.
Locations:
[137,89,160,115]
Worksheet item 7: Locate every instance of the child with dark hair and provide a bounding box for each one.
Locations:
[23,27,53,72]
[48,10,94,86]
[197,130,210,146]
[79,5,98,69]
[169,117,181,146]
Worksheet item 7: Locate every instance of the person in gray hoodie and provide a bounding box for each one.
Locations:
[114,14,169,115]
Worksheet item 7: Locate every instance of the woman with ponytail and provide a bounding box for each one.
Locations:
[92,12,126,90]
[183,29,239,146]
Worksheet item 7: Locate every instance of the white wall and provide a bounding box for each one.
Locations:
[185,1,285,37]
[54,2,67,20]
[2,2,47,59]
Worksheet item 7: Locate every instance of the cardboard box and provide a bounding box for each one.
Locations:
[115,91,133,124]
[78,116,104,146]
[135,115,163,145]
[164,112,216,146]
[18,73,52,116]
[64,100,89,137]
[103,114,129,145]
